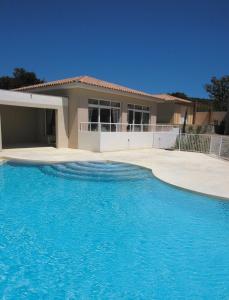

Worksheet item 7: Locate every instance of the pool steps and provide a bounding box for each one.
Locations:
[39,161,151,181]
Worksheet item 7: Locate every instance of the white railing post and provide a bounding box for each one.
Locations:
[98,123,101,132]
[178,131,181,151]
[218,136,223,157]
[209,135,212,154]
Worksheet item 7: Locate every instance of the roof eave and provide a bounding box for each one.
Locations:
[17,82,164,103]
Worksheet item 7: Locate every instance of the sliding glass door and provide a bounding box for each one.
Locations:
[88,99,120,131]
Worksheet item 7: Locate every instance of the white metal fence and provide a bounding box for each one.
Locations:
[209,135,229,159]
[152,132,229,160]
[178,134,211,153]
[79,122,229,159]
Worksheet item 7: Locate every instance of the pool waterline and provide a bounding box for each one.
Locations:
[4,158,229,201]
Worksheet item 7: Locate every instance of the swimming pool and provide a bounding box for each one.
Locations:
[0,161,229,299]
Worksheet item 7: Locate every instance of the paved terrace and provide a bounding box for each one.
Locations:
[1,147,229,199]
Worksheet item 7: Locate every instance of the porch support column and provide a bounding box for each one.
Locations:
[121,102,128,131]
[55,97,69,148]
[150,103,157,124]
[173,104,181,124]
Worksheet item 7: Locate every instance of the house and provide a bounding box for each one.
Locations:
[0,75,174,151]
[155,94,193,125]
[192,99,227,133]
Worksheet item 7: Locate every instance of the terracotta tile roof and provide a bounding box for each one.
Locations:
[15,75,84,91]
[14,75,158,99]
[152,93,192,104]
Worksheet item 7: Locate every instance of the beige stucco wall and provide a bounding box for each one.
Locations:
[180,105,193,124]
[0,105,46,147]
[195,111,226,125]
[157,103,174,123]
[55,105,69,148]
[157,102,193,125]
[34,87,158,149]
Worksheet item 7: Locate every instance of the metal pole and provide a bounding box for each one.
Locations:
[218,136,223,157]
[209,135,212,154]
[178,130,181,151]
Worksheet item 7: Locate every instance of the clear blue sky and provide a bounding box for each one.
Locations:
[0,0,229,97]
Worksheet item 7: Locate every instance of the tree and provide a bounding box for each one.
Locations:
[169,92,189,100]
[205,76,229,111]
[0,68,45,90]
[205,76,229,134]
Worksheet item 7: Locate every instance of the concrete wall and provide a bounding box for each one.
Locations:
[78,128,179,152]
[0,89,65,109]
[152,132,178,149]
[157,102,193,125]
[157,103,174,123]
[78,131,156,152]
[195,111,226,125]
[78,131,100,151]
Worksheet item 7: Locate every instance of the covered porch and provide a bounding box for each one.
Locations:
[0,89,68,150]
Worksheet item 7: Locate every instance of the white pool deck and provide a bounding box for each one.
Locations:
[1,147,229,199]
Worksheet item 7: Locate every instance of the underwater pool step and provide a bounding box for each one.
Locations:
[39,162,152,182]
[65,161,139,172]
[51,165,147,178]
[58,163,141,174]
[40,166,150,182]
[48,165,149,178]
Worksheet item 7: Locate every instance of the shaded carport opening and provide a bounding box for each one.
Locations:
[0,104,56,149]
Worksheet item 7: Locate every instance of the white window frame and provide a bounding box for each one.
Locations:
[88,99,121,123]
[127,104,150,125]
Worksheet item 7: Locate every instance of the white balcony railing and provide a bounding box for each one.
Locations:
[79,122,180,132]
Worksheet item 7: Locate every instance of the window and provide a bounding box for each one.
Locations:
[88,99,99,105]
[127,104,150,131]
[88,99,120,131]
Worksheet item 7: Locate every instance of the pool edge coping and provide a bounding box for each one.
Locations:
[1,156,229,201]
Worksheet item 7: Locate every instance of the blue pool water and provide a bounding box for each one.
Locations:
[0,161,229,299]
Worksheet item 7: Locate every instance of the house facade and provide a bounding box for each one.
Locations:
[14,76,162,150]
[0,75,189,151]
